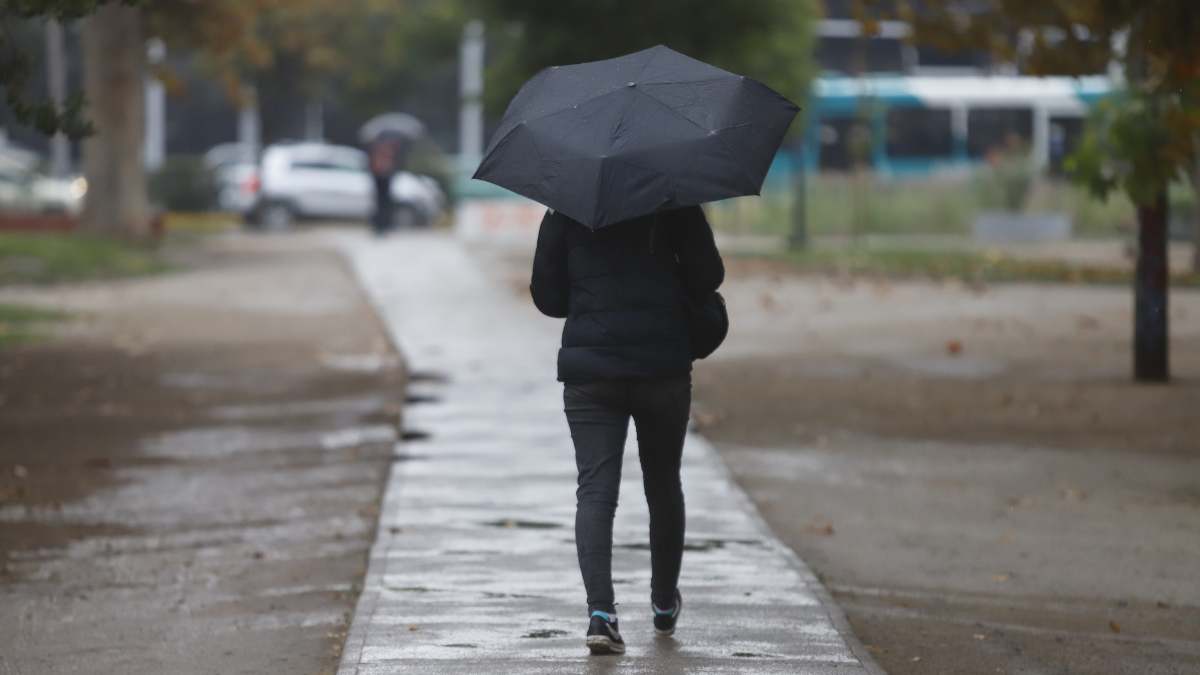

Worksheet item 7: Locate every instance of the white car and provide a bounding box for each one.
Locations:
[245,142,444,229]
[0,149,86,215]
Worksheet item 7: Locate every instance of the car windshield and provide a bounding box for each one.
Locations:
[290,149,367,173]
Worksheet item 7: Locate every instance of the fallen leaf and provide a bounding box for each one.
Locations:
[945,339,963,356]
[408,624,420,632]
[1109,620,1121,634]
[803,522,835,536]
[991,573,1010,583]
[1058,486,1087,502]
[692,410,723,429]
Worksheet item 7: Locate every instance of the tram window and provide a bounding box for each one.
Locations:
[815,36,906,74]
[1048,116,1084,175]
[967,108,1033,158]
[885,107,953,158]
[817,117,874,172]
[916,45,990,69]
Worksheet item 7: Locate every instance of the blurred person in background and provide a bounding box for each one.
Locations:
[367,135,410,235]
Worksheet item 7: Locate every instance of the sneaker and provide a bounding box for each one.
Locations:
[652,590,682,636]
[585,611,625,655]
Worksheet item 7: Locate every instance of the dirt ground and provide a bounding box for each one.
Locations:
[691,257,1200,675]
[0,233,403,674]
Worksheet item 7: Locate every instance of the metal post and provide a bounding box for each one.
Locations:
[788,149,808,250]
[1031,105,1050,171]
[45,19,70,177]
[304,100,324,141]
[459,20,485,165]
[143,38,166,172]
[237,85,260,158]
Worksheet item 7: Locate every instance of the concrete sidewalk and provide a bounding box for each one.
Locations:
[335,231,876,673]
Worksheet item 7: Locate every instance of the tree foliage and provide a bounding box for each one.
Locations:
[868,0,1200,206]
[476,0,817,117]
[0,0,137,136]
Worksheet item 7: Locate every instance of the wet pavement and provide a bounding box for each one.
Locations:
[335,232,876,673]
[1,240,402,675]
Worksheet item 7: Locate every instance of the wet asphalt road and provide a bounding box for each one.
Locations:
[0,240,404,674]
[334,231,876,673]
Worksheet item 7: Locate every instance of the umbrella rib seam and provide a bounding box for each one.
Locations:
[631,88,761,192]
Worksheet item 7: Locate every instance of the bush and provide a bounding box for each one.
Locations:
[149,156,217,212]
[972,140,1035,212]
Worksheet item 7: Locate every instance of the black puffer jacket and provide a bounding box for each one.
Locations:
[530,205,724,383]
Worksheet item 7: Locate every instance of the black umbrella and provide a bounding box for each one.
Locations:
[472,45,799,229]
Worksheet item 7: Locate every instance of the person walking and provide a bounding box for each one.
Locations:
[366,136,404,236]
[360,113,424,236]
[475,45,793,653]
[530,204,724,654]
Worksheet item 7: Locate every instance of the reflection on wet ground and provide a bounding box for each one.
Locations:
[0,241,406,674]
[334,232,874,673]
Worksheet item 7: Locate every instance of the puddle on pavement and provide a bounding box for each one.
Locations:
[523,629,568,639]
[400,428,432,442]
[441,643,478,648]
[614,537,764,552]
[733,651,776,658]
[481,518,563,530]
[320,353,397,373]
[404,394,440,405]
[408,370,449,384]
[321,424,397,449]
[390,452,429,463]
[482,591,543,599]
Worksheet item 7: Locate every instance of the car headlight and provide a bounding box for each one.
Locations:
[70,177,87,200]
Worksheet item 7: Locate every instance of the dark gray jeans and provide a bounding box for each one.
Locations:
[563,375,691,615]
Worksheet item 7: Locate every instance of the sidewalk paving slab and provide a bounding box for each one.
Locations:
[336,231,878,674]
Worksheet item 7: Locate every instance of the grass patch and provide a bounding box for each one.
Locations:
[0,233,166,285]
[164,211,238,234]
[773,247,1200,286]
[707,174,1165,240]
[0,303,66,347]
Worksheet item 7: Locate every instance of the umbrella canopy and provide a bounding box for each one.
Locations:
[359,112,425,144]
[473,45,799,229]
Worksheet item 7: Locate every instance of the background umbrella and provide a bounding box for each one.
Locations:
[473,44,799,229]
[359,112,425,144]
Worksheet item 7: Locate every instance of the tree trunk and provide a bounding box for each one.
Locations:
[81,5,150,238]
[1134,191,1169,382]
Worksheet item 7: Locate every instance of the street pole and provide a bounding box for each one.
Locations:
[459,20,485,168]
[237,85,260,159]
[788,148,808,250]
[45,19,70,177]
[304,100,324,141]
[143,38,165,172]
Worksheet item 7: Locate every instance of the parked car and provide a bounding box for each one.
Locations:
[203,143,259,214]
[0,149,86,215]
[243,142,444,229]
